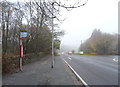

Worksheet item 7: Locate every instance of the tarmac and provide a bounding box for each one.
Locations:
[2,56,83,87]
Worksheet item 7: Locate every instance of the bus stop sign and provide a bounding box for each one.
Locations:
[20,31,27,38]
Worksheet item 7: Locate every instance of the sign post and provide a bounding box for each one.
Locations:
[19,31,27,71]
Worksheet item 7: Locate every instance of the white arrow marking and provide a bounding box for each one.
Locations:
[68,57,72,60]
[113,58,118,62]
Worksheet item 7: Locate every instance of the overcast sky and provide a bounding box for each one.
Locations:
[59,0,119,51]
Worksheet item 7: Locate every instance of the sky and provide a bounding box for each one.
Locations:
[59,0,119,52]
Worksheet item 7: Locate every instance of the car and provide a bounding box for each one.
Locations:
[68,52,72,55]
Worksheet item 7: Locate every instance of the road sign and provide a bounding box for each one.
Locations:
[20,31,27,38]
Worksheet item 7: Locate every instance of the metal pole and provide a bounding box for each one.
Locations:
[51,2,54,68]
[19,39,23,71]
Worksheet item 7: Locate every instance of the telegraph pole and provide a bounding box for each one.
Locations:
[81,40,82,51]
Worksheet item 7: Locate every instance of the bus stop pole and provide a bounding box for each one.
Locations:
[19,38,23,71]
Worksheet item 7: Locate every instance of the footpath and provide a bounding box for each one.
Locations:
[2,56,83,87]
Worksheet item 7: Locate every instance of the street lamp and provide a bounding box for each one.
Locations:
[51,2,54,68]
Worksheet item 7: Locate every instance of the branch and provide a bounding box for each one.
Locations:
[54,0,88,9]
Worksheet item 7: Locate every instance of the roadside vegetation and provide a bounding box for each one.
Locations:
[79,29,118,55]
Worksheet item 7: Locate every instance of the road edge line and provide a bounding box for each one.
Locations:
[62,58,89,87]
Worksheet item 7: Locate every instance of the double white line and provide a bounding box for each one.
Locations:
[63,58,89,87]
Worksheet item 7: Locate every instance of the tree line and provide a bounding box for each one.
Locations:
[79,29,118,55]
[1,0,65,58]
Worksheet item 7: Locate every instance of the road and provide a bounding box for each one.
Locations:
[62,54,118,85]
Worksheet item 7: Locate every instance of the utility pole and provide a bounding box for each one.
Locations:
[81,40,82,51]
[80,40,84,55]
[51,2,54,68]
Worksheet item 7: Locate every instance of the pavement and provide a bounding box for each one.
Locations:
[2,56,83,86]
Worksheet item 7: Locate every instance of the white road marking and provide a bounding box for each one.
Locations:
[113,58,118,62]
[63,58,89,87]
[68,57,72,60]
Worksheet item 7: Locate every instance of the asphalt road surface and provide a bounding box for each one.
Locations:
[62,54,118,85]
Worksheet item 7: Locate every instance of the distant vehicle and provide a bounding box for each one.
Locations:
[80,51,84,55]
[68,52,72,55]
